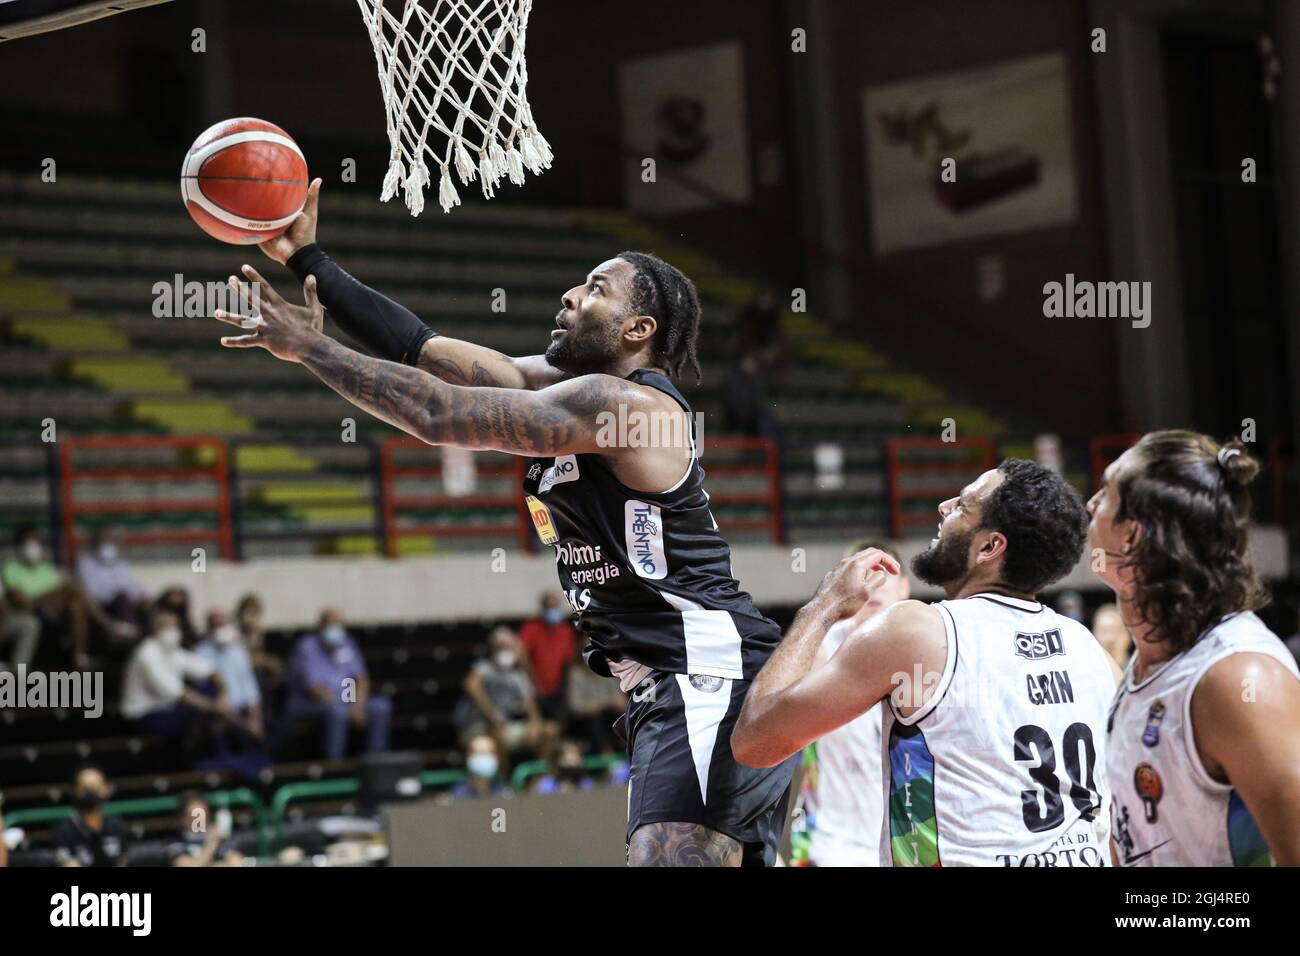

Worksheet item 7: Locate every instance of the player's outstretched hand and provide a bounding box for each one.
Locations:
[812,547,901,621]
[215,265,325,363]
[259,177,322,265]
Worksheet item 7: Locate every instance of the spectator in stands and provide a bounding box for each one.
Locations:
[50,764,131,867]
[282,608,391,760]
[518,592,576,719]
[1055,589,1086,624]
[75,527,149,640]
[531,740,597,795]
[1091,602,1133,672]
[0,580,41,672]
[3,526,126,667]
[196,609,265,748]
[447,733,508,800]
[722,345,779,440]
[738,290,788,372]
[564,642,626,754]
[120,608,235,749]
[455,626,557,761]
[155,586,199,647]
[168,792,246,867]
[236,593,283,702]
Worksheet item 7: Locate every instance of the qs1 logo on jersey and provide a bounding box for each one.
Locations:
[1142,700,1166,747]
[525,494,558,545]
[1014,628,1064,661]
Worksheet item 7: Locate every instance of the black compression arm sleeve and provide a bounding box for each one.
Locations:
[286,244,436,366]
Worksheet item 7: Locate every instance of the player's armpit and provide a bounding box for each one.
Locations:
[1192,652,1300,865]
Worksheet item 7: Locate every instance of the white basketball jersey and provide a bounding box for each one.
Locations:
[1107,611,1299,867]
[809,620,884,867]
[880,593,1116,867]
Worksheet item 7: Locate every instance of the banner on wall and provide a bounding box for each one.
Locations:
[618,40,752,214]
[863,52,1078,255]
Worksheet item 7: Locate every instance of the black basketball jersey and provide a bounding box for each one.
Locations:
[521,368,781,681]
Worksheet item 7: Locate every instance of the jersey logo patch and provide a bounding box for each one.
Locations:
[1141,699,1166,747]
[525,494,558,545]
[538,455,580,494]
[688,674,724,693]
[625,500,667,579]
[1014,629,1064,660]
[1134,762,1164,823]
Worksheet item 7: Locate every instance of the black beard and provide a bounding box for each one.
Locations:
[911,526,976,588]
[545,327,619,375]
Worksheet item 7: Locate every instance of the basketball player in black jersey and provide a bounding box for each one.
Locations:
[211,179,797,866]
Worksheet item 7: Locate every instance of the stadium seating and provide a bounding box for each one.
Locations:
[0,172,1034,558]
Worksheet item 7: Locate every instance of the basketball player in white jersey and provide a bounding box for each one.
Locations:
[735,459,1118,866]
[791,538,909,866]
[1090,431,1300,866]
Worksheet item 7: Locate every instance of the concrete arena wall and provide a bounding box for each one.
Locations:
[129,528,1289,630]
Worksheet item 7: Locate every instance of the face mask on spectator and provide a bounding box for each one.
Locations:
[543,608,566,626]
[213,624,239,646]
[20,539,43,563]
[467,754,498,779]
[98,542,119,562]
[493,649,517,670]
[157,627,182,649]
[321,624,346,646]
[558,764,587,783]
[75,789,106,811]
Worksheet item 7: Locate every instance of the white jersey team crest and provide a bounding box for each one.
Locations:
[880,593,1117,867]
[1107,611,1299,866]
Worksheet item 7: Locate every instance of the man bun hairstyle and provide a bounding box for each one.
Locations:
[617,250,702,383]
[1117,430,1267,652]
[979,458,1089,594]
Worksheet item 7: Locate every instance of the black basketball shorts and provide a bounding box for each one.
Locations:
[617,670,798,867]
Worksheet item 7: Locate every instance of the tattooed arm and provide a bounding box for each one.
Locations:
[414,339,564,391]
[215,266,638,456]
[302,336,629,455]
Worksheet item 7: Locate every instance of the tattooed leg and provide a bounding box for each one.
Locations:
[627,822,743,867]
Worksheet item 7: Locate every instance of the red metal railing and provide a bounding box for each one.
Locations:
[1088,433,1142,493]
[59,435,234,563]
[885,436,997,539]
[378,437,532,556]
[700,436,784,544]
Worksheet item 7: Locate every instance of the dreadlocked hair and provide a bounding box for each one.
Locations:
[617,250,702,383]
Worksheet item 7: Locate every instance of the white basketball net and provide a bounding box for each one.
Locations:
[357,0,552,216]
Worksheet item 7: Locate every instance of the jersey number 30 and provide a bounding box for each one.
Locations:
[1013,722,1100,833]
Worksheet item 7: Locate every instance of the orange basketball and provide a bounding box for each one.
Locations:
[180,118,309,245]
